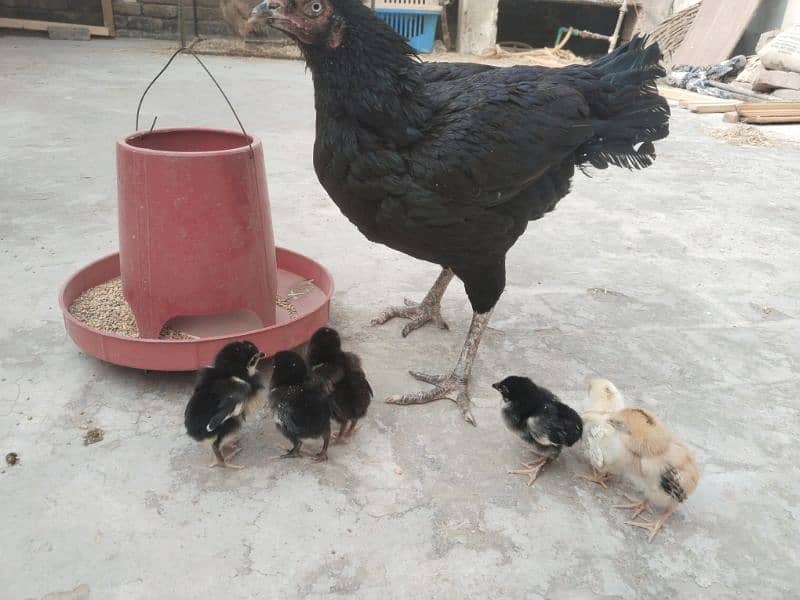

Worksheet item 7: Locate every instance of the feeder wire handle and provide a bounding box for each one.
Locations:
[135,38,252,155]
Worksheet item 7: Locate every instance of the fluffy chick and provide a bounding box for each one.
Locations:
[307,327,373,444]
[579,377,627,488]
[269,350,332,462]
[610,407,700,542]
[184,340,266,469]
[494,376,583,485]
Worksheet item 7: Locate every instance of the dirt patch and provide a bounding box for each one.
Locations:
[83,428,105,446]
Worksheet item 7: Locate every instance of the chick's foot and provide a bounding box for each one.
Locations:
[626,507,676,543]
[509,457,550,486]
[579,468,612,488]
[613,494,653,519]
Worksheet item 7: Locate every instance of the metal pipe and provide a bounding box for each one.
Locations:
[608,0,628,53]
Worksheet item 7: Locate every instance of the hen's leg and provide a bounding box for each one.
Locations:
[386,310,493,426]
[372,268,454,337]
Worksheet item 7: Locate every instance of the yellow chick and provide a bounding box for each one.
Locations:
[579,377,627,488]
[608,407,700,542]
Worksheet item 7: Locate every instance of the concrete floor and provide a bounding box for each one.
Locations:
[2,36,800,600]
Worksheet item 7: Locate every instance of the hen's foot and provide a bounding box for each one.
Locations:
[508,457,549,486]
[371,297,449,337]
[579,468,612,489]
[613,494,653,519]
[386,371,475,425]
[312,451,328,463]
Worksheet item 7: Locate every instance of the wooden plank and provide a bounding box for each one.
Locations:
[0,17,111,37]
[737,102,800,116]
[672,0,762,66]
[740,115,800,124]
[689,102,742,114]
[100,0,115,37]
[657,84,712,103]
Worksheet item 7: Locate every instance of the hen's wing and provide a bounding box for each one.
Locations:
[206,378,251,432]
[411,68,594,207]
[419,61,497,84]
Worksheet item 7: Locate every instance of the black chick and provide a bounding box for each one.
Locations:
[307,327,373,444]
[184,340,266,469]
[269,350,332,462]
[493,376,583,486]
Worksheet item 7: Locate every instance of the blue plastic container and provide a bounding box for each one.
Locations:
[376,9,439,54]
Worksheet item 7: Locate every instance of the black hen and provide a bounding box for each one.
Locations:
[184,340,266,469]
[494,376,583,485]
[307,327,373,443]
[269,350,332,462]
[252,0,669,425]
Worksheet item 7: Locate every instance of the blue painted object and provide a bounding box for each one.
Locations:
[376,9,440,54]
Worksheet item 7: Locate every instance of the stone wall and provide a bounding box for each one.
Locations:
[112,0,272,40]
[0,0,104,26]
[0,0,281,41]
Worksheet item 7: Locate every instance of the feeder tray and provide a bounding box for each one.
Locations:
[60,249,332,371]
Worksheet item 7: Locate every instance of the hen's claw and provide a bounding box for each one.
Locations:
[371,298,449,337]
[386,372,475,425]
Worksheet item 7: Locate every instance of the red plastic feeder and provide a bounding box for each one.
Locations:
[60,128,333,371]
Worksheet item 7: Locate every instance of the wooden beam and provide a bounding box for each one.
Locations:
[100,0,115,37]
[0,17,111,37]
[688,102,742,114]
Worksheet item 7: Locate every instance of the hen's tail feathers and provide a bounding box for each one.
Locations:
[576,35,670,171]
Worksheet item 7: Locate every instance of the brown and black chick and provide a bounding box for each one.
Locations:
[494,376,583,485]
[184,340,266,469]
[269,350,332,462]
[307,327,373,444]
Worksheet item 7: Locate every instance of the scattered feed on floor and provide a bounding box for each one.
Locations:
[710,125,774,147]
[5,452,19,466]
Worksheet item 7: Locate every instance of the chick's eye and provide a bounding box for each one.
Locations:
[310,2,322,12]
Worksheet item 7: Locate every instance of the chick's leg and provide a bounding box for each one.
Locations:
[279,437,303,459]
[209,435,245,469]
[372,268,454,337]
[386,310,493,426]
[626,505,678,543]
[613,494,654,519]
[331,420,349,445]
[313,427,330,463]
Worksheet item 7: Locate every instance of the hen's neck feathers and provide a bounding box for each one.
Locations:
[302,1,428,129]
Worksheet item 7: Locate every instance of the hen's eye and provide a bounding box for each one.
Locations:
[311,2,322,12]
